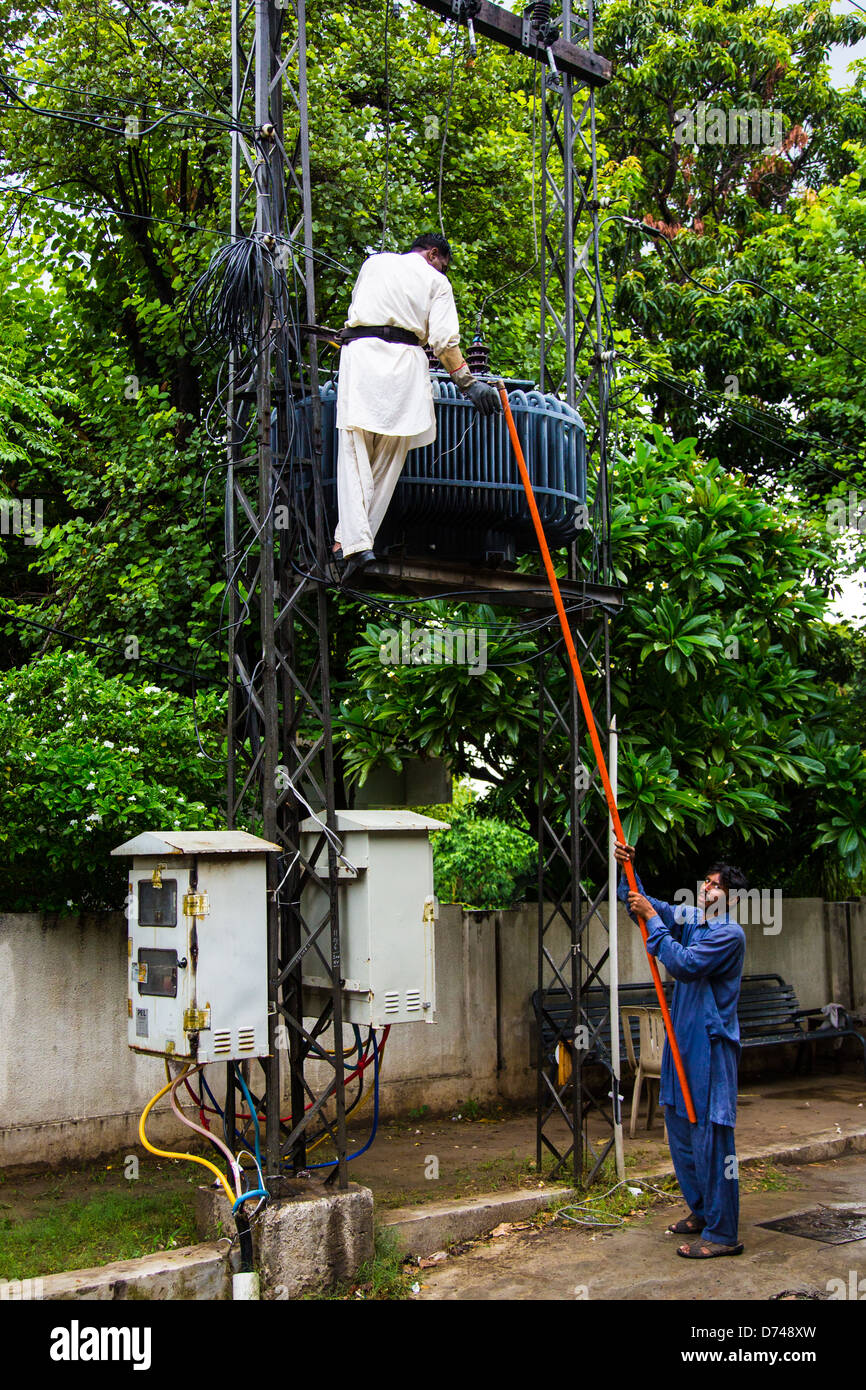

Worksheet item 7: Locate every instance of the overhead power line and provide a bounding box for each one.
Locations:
[613,214,866,372]
[0,72,244,137]
[0,68,226,118]
[0,184,353,276]
[0,605,226,686]
[616,352,864,484]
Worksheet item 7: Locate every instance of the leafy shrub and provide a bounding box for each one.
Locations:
[0,650,226,911]
[431,813,536,910]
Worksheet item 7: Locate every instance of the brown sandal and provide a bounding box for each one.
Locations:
[676,1239,744,1258]
[666,1215,705,1235]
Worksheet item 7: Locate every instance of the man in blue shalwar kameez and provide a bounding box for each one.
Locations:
[615,841,748,1258]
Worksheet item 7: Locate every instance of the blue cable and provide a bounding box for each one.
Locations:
[233,1188,268,1212]
[199,1066,267,1206]
[306,1028,380,1169]
[234,1064,263,1175]
[200,1069,252,1152]
[233,1064,268,1214]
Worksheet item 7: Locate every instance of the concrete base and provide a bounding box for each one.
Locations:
[196,1179,374,1299]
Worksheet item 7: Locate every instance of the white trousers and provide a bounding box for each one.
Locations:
[335,428,412,557]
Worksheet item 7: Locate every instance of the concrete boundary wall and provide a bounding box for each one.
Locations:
[1,896,861,1168]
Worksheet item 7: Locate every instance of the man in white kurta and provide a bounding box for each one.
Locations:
[335,234,500,564]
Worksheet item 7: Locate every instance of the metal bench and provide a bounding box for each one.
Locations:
[532,973,866,1082]
[532,980,669,1083]
[737,973,866,1076]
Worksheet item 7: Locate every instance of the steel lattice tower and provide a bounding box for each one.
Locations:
[224,0,622,1188]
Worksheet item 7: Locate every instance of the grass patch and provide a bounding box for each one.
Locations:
[0,1188,198,1280]
[742,1163,802,1193]
[308,1225,418,1301]
[530,1164,680,1231]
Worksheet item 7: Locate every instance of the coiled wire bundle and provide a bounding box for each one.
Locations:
[187,236,276,357]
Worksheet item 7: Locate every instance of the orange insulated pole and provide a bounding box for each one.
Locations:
[498,383,696,1123]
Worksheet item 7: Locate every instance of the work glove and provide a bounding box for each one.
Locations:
[465,380,502,417]
[450,363,502,417]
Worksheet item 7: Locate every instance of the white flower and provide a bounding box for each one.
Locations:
[103,740,115,748]
[86,782,96,791]
[85,812,102,824]
[5,694,14,704]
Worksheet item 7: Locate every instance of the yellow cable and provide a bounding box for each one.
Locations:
[139,1071,237,1205]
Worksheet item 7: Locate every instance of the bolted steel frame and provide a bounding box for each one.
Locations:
[224,0,620,1190]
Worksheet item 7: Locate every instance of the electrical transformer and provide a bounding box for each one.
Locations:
[291,378,587,565]
[300,810,447,1026]
[112,830,278,1063]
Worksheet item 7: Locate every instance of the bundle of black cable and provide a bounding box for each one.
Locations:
[187,236,275,358]
[234,1208,255,1274]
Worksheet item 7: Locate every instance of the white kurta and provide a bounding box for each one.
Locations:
[335,252,462,556]
[337,251,461,445]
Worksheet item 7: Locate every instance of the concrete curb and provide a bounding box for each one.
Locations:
[630,1125,866,1186]
[38,1242,231,1301]
[379,1127,866,1256]
[380,1186,580,1258]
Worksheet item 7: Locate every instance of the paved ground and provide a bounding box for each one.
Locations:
[415,1151,866,1300]
[333,1069,866,1207]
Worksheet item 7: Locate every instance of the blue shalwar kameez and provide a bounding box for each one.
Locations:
[618,873,746,1245]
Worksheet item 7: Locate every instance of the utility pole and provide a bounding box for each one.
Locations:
[226,0,348,1185]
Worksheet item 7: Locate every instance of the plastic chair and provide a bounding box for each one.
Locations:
[621,1006,665,1137]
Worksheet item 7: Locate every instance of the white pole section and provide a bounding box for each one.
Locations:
[609,715,625,1180]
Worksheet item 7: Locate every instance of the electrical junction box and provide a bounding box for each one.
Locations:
[299,811,448,1027]
[112,830,279,1063]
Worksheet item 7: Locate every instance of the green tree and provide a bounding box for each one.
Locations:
[339,428,866,892]
[1,0,865,905]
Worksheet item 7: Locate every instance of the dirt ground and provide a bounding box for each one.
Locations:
[415,1150,866,1302]
[324,1067,866,1208]
[1,1065,863,1224]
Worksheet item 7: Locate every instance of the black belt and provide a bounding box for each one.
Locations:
[340,324,422,347]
